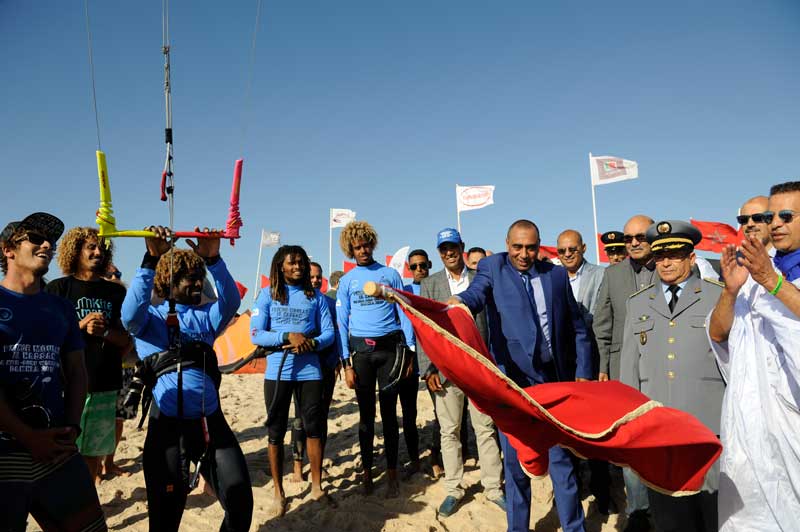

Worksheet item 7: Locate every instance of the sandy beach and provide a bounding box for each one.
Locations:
[56,374,629,531]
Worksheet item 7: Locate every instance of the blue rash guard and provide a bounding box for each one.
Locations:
[121,255,240,419]
[250,285,335,381]
[336,262,415,360]
[321,295,341,369]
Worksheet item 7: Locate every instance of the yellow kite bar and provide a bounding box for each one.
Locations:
[95,150,156,239]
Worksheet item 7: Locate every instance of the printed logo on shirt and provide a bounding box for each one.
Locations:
[0,308,11,322]
[252,308,260,316]
[75,297,113,320]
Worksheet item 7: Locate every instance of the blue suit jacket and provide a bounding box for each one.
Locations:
[458,253,593,386]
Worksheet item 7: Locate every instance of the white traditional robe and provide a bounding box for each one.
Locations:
[707,272,800,532]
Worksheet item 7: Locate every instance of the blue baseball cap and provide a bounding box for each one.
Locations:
[436,227,463,248]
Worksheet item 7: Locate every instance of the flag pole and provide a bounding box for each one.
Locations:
[456,184,462,234]
[254,229,265,301]
[589,153,600,264]
[328,209,333,275]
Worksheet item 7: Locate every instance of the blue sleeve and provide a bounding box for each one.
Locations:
[337,279,351,360]
[249,289,284,347]
[388,270,415,347]
[313,294,335,350]
[457,260,491,314]
[565,271,593,380]
[121,267,164,342]
[207,258,241,336]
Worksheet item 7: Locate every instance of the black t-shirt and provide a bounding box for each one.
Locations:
[45,277,127,392]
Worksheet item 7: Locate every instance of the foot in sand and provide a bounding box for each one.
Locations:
[311,489,338,509]
[271,495,287,518]
[384,478,400,499]
[361,472,374,496]
[101,462,131,479]
[290,460,305,483]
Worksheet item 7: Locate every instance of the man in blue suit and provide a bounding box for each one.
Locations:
[450,219,592,532]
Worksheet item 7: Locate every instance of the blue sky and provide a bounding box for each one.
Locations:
[1,1,798,307]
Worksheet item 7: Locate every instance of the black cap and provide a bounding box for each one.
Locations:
[646,220,702,253]
[0,212,64,246]
[600,231,625,249]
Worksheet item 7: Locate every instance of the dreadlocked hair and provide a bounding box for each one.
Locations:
[269,245,315,305]
[154,249,206,299]
[57,227,113,276]
[339,220,378,259]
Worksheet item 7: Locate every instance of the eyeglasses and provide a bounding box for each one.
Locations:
[108,270,122,279]
[16,232,50,246]
[761,210,800,225]
[736,213,767,225]
[409,262,430,271]
[556,246,581,255]
[623,233,647,244]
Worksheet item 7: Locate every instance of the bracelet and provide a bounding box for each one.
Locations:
[770,273,784,296]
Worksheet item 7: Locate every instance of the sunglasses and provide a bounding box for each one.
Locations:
[556,246,581,255]
[16,232,51,246]
[623,233,647,244]
[761,210,800,225]
[107,270,122,279]
[409,262,430,271]
[736,213,767,225]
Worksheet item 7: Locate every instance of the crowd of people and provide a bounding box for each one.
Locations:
[0,180,797,532]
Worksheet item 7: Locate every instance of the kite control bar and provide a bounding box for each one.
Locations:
[94,151,244,245]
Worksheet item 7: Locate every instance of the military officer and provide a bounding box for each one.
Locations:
[620,220,725,532]
[601,230,628,264]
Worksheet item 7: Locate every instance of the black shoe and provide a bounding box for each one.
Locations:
[623,510,651,532]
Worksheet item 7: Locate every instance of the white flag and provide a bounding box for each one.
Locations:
[456,185,495,212]
[330,208,356,228]
[388,246,410,278]
[589,154,639,186]
[260,229,280,248]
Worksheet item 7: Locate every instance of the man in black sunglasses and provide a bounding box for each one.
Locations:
[0,213,107,531]
[737,195,772,253]
[708,182,800,531]
[405,249,432,295]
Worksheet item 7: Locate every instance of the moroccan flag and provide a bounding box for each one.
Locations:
[260,274,270,288]
[690,219,738,253]
[343,260,356,273]
[596,233,610,263]
[538,245,559,260]
[365,283,722,494]
[234,281,248,300]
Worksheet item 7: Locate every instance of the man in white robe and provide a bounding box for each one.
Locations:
[708,183,800,531]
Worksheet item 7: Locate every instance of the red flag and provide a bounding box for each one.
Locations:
[538,245,558,260]
[690,219,738,253]
[260,274,270,288]
[234,281,248,300]
[343,261,356,273]
[369,284,721,494]
[321,277,329,293]
[596,233,610,263]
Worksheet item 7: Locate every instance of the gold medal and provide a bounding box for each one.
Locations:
[640,331,647,345]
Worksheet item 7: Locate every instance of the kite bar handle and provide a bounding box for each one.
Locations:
[160,171,168,201]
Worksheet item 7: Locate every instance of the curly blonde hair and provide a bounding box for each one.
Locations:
[154,249,206,298]
[339,220,378,259]
[57,227,113,276]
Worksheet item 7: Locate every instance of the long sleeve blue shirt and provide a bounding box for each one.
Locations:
[336,262,414,360]
[250,285,335,381]
[121,257,240,418]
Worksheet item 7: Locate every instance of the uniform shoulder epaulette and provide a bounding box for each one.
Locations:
[703,277,726,288]
[629,283,654,298]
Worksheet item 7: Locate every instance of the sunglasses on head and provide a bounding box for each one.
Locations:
[736,213,767,225]
[17,232,50,246]
[623,233,646,244]
[409,262,430,271]
[556,246,580,255]
[761,210,800,225]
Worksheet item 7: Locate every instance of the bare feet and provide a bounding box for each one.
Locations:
[101,462,130,479]
[311,488,338,508]
[290,460,305,483]
[431,463,443,479]
[385,469,400,499]
[361,470,374,496]
[271,494,287,518]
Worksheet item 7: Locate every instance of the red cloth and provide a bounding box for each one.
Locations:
[538,245,558,260]
[234,281,248,300]
[260,274,270,288]
[596,233,610,263]
[343,261,356,273]
[690,219,739,253]
[391,287,722,494]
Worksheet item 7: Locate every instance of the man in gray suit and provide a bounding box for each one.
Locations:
[592,214,656,530]
[621,220,724,532]
[417,228,505,518]
[557,229,606,328]
[557,229,614,514]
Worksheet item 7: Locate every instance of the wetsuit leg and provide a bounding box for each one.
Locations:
[263,379,294,445]
[295,379,324,439]
[373,347,400,469]
[201,410,253,532]
[290,388,305,462]
[397,375,419,463]
[319,365,337,451]
[353,352,378,471]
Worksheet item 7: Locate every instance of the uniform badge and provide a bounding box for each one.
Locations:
[657,222,671,234]
[640,331,647,345]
